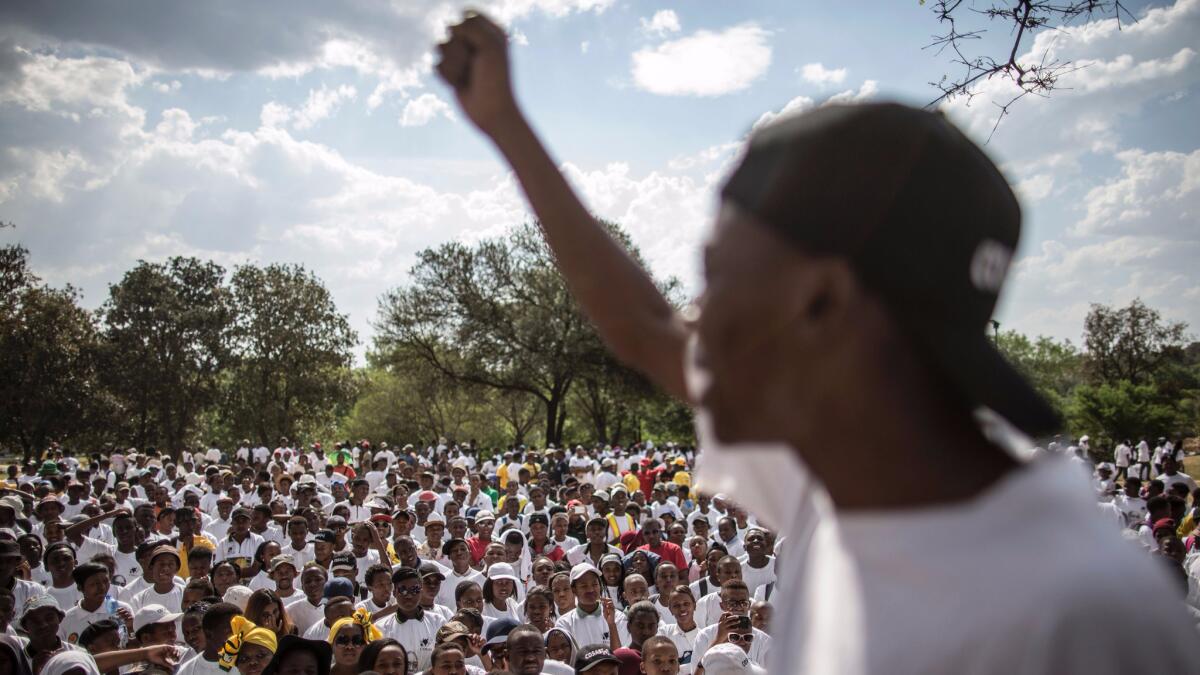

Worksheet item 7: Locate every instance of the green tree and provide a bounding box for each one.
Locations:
[1082,299,1187,385]
[99,257,232,454]
[995,330,1083,416]
[1067,380,1178,442]
[222,263,358,446]
[375,222,673,446]
[0,245,105,460]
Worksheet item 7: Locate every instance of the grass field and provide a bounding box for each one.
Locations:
[1184,455,1200,481]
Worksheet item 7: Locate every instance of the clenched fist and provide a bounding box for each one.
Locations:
[436,11,522,137]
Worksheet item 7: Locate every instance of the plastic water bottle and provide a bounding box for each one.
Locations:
[106,595,127,646]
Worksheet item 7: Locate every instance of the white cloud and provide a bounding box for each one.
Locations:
[257,85,357,130]
[1014,173,1055,203]
[399,93,454,127]
[294,84,357,130]
[0,1,615,110]
[639,10,681,37]
[580,41,590,54]
[153,79,181,94]
[631,23,771,97]
[752,79,877,130]
[1076,148,1199,238]
[799,62,845,86]
[510,28,530,46]
[753,94,814,131]
[826,79,877,104]
[0,45,146,119]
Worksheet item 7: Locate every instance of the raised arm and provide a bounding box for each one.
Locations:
[64,508,125,539]
[436,12,691,401]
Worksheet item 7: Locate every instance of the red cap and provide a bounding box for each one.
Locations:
[369,514,392,524]
[1152,518,1177,535]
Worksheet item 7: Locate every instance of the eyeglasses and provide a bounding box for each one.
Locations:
[335,636,365,647]
[724,600,751,610]
[395,585,422,597]
[729,633,754,643]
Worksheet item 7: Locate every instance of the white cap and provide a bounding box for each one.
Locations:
[700,643,766,675]
[568,562,601,585]
[222,585,254,610]
[486,562,520,584]
[132,604,183,633]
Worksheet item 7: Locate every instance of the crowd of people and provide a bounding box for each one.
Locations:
[0,439,777,675]
[1076,437,1200,601]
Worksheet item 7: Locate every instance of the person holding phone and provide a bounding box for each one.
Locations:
[689,581,767,668]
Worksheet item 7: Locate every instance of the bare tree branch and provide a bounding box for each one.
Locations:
[923,0,1135,134]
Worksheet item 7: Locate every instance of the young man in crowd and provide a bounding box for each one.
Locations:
[376,566,447,672]
[554,563,629,650]
[175,601,240,675]
[285,564,328,634]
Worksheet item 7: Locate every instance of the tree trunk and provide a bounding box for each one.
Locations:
[543,395,559,447]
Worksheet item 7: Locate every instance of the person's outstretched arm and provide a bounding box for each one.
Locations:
[435,12,691,401]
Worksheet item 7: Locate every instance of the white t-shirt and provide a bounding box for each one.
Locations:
[376,611,446,672]
[46,584,82,611]
[216,532,264,567]
[1157,472,1197,493]
[176,652,225,675]
[553,605,630,649]
[437,568,485,609]
[303,619,335,641]
[774,457,1195,674]
[737,555,776,596]
[660,622,700,674]
[1113,445,1131,468]
[692,623,770,668]
[285,596,325,634]
[59,600,133,644]
[131,580,186,613]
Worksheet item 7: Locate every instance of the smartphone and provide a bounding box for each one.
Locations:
[735,616,751,631]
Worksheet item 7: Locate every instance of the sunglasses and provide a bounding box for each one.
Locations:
[395,585,422,597]
[729,633,754,643]
[335,636,365,647]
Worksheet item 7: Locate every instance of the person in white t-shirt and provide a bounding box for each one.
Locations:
[175,602,240,675]
[429,25,1194,673]
[285,566,328,634]
[57,562,133,645]
[130,545,186,613]
[1156,456,1197,494]
[691,581,770,667]
[736,529,775,597]
[1112,441,1132,481]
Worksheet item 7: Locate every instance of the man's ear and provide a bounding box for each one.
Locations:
[781,257,857,340]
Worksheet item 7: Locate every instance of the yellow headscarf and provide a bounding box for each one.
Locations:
[327,607,383,644]
[218,616,278,671]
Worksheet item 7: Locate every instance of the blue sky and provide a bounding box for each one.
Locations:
[1,0,1197,360]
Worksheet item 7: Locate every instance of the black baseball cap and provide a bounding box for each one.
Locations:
[441,537,468,555]
[575,644,621,672]
[307,529,336,544]
[721,102,1059,436]
[418,562,445,581]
